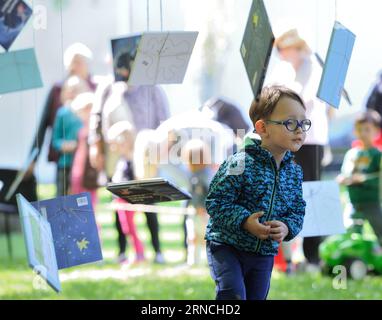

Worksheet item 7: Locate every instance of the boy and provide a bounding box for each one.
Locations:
[337,111,382,247]
[205,86,309,300]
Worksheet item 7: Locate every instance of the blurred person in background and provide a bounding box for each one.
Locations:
[182,139,214,265]
[89,51,170,264]
[51,76,90,196]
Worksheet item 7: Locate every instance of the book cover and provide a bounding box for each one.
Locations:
[111,31,198,85]
[0,48,43,94]
[32,193,103,270]
[0,0,32,51]
[240,0,274,99]
[107,178,192,204]
[16,194,61,292]
[317,21,356,109]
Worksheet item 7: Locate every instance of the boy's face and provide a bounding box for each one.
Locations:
[354,122,379,146]
[258,97,307,153]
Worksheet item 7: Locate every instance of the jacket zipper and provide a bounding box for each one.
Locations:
[254,159,279,253]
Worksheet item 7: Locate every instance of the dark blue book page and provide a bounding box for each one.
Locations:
[32,193,103,270]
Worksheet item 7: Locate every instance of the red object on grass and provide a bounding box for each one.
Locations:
[274,246,287,272]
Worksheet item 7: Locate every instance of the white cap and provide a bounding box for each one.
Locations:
[106,121,135,142]
[71,92,95,112]
[63,42,93,69]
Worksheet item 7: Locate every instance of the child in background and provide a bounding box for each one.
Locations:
[52,76,90,196]
[182,139,213,265]
[337,111,382,249]
[133,130,165,264]
[70,92,98,209]
[205,86,308,300]
[108,121,145,264]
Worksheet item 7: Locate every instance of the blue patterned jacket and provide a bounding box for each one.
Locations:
[205,139,306,256]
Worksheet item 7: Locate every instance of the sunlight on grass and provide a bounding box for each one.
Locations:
[1,184,382,299]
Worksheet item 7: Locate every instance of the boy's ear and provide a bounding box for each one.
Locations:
[255,120,267,134]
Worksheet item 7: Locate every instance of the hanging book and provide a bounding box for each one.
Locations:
[317,21,356,109]
[107,177,192,204]
[16,192,103,292]
[111,31,198,85]
[0,48,43,94]
[16,193,61,292]
[31,192,103,270]
[0,0,33,51]
[240,0,274,99]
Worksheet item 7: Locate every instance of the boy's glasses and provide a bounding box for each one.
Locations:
[266,119,312,132]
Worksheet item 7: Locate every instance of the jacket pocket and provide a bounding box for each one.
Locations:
[207,240,229,254]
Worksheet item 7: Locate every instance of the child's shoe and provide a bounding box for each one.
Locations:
[154,252,165,264]
[134,253,146,264]
[117,253,128,265]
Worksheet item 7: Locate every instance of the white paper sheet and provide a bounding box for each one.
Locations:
[300,180,346,237]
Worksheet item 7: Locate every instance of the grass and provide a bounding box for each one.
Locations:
[1,184,382,300]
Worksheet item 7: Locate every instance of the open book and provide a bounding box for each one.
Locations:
[111,31,198,85]
[16,192,103,292]
[107,177,191,204]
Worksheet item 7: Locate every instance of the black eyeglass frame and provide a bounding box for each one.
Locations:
[265,119,312,132]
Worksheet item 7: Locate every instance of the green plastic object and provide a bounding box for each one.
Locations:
[319,231,382,278]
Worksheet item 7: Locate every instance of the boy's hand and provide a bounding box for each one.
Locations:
[337,173,367,186]
[351,173,366,184]
[264,220,289,243]
[336,174,347,185]
[243,211,271,240]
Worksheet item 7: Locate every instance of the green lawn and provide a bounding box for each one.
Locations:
[1,185,382,300]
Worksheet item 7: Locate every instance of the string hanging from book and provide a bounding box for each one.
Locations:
[146,0,164,31]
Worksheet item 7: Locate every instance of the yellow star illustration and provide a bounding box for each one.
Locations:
[77,238,90,252]
[252,14,259,27]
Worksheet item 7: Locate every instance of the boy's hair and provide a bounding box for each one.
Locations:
[249,85,305,127]
[355,110,382,128]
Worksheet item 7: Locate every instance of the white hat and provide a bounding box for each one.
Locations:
[106,121,135,142]
[63,42,93,69]
[71,92,95,111]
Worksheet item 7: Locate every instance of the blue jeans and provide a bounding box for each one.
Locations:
[206,240,274,300]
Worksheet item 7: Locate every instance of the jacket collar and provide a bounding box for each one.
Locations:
[243,139,294,169]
